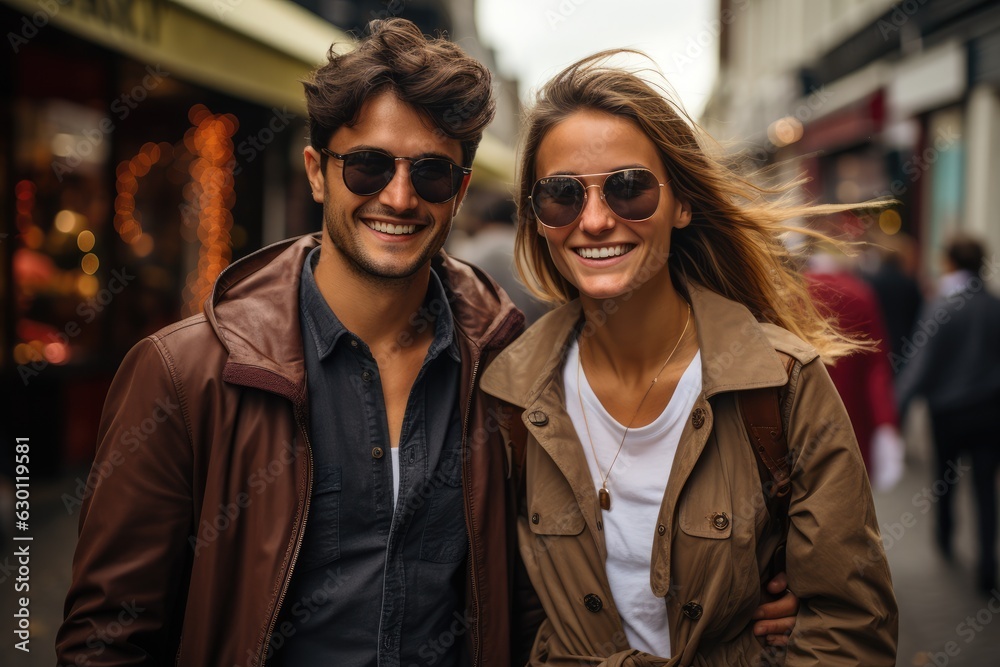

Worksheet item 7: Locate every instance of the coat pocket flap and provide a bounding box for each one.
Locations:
[679,506,733,539]
[528,494,586,536]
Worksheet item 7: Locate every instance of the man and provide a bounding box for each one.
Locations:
[57,19,796,667]
[897,234,1000,595]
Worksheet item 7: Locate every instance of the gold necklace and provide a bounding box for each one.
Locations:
[576,303,692,511]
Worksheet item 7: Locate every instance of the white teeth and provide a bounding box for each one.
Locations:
[575,245,634,259]
[367,221,417,235]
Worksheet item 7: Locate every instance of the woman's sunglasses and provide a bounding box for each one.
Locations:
[321,148,472,204]
[529,168,666,229]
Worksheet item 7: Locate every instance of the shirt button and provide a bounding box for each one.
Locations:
[712,512,730,530]
[350,339,358,348]
[383,634,391,649]
[583,593,603,613]
[692,407,706,429]
[657,523,666,536]
[362,370,373,382]
[531,513,540,524]
[682,601,703,620]
[372,447,384,459]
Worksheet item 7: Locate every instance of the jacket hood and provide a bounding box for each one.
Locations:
[480,282,817,408]
[205,233,524,404]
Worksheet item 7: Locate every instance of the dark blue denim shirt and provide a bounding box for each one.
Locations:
[267,246,467,667]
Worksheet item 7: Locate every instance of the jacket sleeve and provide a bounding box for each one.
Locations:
[56,336,194,666]
[783,357,898,666]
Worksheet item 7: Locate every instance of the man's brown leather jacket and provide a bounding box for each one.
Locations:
[56,234,527,667]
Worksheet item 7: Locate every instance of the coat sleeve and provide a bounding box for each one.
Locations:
[782,357,898,666]
[56,336,194,666]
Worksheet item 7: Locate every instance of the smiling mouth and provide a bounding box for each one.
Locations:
[574,244,636,259]
[365,221,419,235]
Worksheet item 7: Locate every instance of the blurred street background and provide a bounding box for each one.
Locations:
[2,0,1000,665]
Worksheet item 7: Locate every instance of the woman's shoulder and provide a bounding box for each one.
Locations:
[756,321,820,367]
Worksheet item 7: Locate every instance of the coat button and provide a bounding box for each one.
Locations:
[682,601,703,620]
[712,512,730,530]
[691,407,706,429]
[528,410,548,426]
[531,513,540,524]
[372,447,384,459]
[657,523,666,536]
[584,593,603,613]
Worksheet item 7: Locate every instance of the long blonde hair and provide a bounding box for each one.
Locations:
[514,51,882,361]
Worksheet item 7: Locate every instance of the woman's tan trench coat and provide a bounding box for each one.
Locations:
[481,284,898,667]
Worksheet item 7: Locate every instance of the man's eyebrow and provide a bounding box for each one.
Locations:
[340,144,461,162]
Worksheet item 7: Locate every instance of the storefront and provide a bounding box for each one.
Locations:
[0,0,349,468]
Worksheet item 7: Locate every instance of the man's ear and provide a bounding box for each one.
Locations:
[451,171,473,217]
[303,147,325,203]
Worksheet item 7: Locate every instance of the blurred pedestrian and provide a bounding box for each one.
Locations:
[897,233,1000,595]
[806,249,904,491]
[862,232,923,372]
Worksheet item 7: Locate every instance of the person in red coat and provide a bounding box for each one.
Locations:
[806,252,904,491]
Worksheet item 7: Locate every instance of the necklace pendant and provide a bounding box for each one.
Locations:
[599,486,611,511]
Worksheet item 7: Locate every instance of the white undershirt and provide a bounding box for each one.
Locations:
[390,447,400,505]
[563,339,703,658]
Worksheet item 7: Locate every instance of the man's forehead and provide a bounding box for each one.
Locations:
[333,91,463,161]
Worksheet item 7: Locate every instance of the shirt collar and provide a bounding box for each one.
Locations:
[299,246,459,363]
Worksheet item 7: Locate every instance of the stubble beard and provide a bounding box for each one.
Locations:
[322,199,450,287]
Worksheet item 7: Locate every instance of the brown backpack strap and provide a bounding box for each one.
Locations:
[739,352,796,504]
[739,352,796,581]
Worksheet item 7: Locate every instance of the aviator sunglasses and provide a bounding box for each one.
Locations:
[529,168,667,229]
[321,148,472,204]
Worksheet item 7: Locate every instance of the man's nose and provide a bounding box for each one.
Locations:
[378,160,419,211]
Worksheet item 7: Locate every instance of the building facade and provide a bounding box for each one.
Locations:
[705,0,1000,283]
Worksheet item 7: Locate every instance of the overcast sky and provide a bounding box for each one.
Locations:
[475,0,720,119]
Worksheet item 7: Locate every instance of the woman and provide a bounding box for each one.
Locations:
[481,52,898,666]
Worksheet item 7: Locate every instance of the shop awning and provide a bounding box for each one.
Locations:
[2,0,516,182]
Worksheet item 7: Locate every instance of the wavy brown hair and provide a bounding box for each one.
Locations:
[303,18,495,167]
[515,51,884,360]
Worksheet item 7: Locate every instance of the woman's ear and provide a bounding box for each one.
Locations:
[674,198,693,230]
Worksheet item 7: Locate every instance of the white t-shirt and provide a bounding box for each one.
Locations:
[563,339,703,658]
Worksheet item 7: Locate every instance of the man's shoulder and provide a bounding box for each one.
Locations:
[131,313,229,380]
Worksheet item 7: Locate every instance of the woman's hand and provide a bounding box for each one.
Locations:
[752,572,798,647]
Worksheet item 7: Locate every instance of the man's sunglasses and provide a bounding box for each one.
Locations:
[321,148,471,204]
[529,168,667,229]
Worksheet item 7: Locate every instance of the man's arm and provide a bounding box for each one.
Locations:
[752,572,799,646]
[56,336,195,666]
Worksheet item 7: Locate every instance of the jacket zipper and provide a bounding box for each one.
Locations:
[462,355,482,667]
[255,411,314,666]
